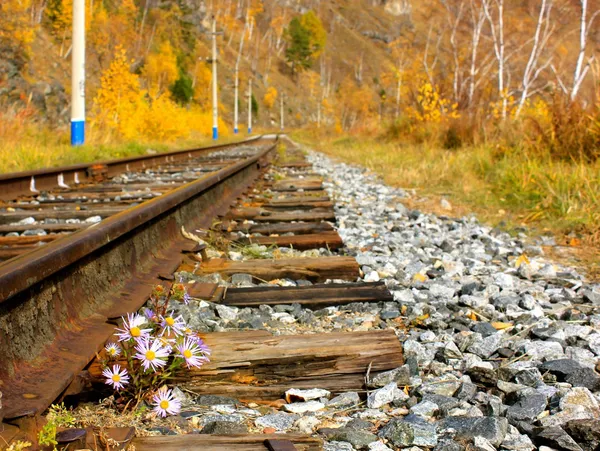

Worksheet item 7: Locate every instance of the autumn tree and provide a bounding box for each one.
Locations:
[144,41,179,97]
[284,11,326,74]
[0,0,37,61]
[93,46,145,139]
[263,86,278,110]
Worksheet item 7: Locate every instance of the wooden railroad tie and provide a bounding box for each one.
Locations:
[192,256,360,283]
[221,281,393,307]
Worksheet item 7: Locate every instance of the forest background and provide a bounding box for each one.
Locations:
[0,0,599,269]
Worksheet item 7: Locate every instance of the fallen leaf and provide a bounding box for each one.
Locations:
[514,254,530,268]
[491,321,513,330]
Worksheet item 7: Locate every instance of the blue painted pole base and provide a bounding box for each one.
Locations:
[212,126,218,140]
[248,127,252,134]
[234,127,238,134]
[71,120,85,146]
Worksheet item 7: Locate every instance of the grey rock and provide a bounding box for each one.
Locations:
[201,421,248,435]
[540,359,583,381]
[369,366,411,387]
[215,304,239,321]
[319,428,378,450]
[255,413,298,431]
[367,382,407,408]
[328,392,361,409]
[563,419,600,451]
[565,368,600,391]
[231,273,254,285]
[379,415,438,447]
[467,333,503,358]
[534,426,584,451]
[507,393,547,422]
[346,419,373,431]
[196,395,239,406]
[409,400,439,418]
[439,417,508,446]
[324,441,355,451]
[501,425,535,451]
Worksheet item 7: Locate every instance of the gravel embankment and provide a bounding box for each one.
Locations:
[79,145,600,451]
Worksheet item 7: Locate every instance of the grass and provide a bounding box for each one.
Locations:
[292,130,600,242]
[0,127,245,174]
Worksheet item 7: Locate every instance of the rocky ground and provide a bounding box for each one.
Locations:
[74,143,600,450]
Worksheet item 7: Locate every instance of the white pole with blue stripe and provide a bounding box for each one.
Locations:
[71,0,85,146]
[211,16,218,140]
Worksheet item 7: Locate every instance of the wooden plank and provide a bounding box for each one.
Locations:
[187,282,219,300]
[227,210,335,223]
[224,221,334,235]
[0,233,65,246]
[132,434,322,451]
[222,282,393,307]
[264,195,330,204]
[0,223,89,233]
[262,202,334,210]
[195,256,359,282]
[277,162,312,168]
[265,439,298,451]
[183,330,404,399]
[242,231,343,250]
[0,207,125,224]
[272,179,323,192]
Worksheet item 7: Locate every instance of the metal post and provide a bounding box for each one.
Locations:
[71,0,85,146]
[247,79,252,134]
[280,93,284,131]
[211,16,218,140]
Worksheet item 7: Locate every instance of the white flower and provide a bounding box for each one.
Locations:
[116,313,152,342]
[152,386,181,417]
[134,337,170,372]
[102,364,129,390]
[105,342,121,358]
[176,336,209,369]
[160,312,186,337]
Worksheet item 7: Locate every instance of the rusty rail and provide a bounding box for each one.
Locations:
[0,136,277,420]
[0,136,262,201]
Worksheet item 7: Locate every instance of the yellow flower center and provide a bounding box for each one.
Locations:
[112,374,121,382]
[108,348,116,355]
[146,350,156,360]
[130,326,141,337]
[183,349,192,359]
[160,400,169,409]
[165,317,175,327]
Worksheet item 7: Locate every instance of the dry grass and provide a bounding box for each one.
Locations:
[293,130,600,247]
[0,124,247,174]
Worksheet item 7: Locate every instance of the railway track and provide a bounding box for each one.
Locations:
[0,136,403,450]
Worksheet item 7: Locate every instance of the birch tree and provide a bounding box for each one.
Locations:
[482,0,508,119]
[514,0,554,117]
[570,0,599,101]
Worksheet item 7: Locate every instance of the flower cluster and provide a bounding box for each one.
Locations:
[100,284,210,416]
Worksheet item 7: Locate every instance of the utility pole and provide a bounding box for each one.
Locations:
[211,16,219,140]
[247,79,252,134]
[71,0,85,146]
[280,93,284,131]
[234,22,248,134]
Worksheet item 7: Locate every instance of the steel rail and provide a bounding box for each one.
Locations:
[0,136,277,420]
[0,136,262,201]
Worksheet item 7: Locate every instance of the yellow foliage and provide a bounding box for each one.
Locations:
[263,87,278,110]
[93,47,227,143]
[407,82,459,123]
[0,0,37,56]
[92,47,146,140]
[144,41,179,97]
[193,63,212,109]
[45,0,72,37]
